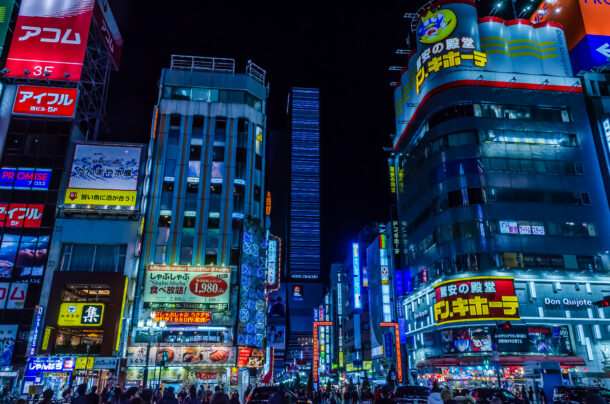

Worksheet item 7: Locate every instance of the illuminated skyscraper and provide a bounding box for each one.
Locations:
[288,87,321,280]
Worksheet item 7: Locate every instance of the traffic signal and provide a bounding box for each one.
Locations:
[593,296,610,307]
[496,321,511,329]
[162,350,169,361]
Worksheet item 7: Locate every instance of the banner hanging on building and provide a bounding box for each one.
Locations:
[92,0,122,69]
[433,276,520,326]
[5,0,94,81]
[64,144,142,208]
[142,266,231,311]
[13,86,79,118]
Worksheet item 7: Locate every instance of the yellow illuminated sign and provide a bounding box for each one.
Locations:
[115,277,128,352]
[64,189,137,207]
[41,326,53,350]
[75,357,94,370]
[389,166,396,194]
[419,9,458,44]
[433,276,520,326]
[417,49,487,94]
[346,363,354,372]
[363,361,372,370]
[58,303,105,327]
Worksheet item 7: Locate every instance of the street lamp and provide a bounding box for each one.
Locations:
[137,312,166,388]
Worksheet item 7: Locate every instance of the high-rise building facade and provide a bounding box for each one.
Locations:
[285,88,323,369]
[288,87,321,281]
[130,56,268,389]
[392,1,610,387]
[0,0,121,390]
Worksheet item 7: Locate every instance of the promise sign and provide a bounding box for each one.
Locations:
[433,276,520,326]
[143,266,230,311]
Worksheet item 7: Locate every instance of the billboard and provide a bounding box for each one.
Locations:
[126,346,235,367]
[5,0,94,81]
[92,0,122,69]
[13,86,79,118]
[530,0,610,72]
[0,325,17,366]
[0,203,44,228]
[441,327,493,354]
[57,302,104,326]
[142,266,230,311]
[64,143,142,208]
[0,167,51,191]
[267,325,285,350]
[433,276,520,326]
[237,347,264,368]
[495,325,572,355]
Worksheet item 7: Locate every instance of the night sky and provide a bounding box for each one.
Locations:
[103,0,538,272]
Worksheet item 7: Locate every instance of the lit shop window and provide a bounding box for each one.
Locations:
[485,130,577,147]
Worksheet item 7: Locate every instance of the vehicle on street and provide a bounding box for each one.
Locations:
[247,386,279,404]
[395,386,430,404]
[471,388,527,404]
[552,386,610,404]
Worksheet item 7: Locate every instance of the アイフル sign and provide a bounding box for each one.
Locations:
[13,86,79,118]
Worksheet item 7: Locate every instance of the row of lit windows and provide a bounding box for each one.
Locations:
[404,187,591,237]
[411,219,597,256]
[162,87,263,111]
[409,251,600,290]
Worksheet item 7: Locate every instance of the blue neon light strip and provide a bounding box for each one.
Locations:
[352,243,361,309]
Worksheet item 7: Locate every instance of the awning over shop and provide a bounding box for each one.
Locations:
[417,356,586,368]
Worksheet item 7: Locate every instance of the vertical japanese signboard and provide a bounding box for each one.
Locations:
[433,276,520,326]
[5,0,94,81]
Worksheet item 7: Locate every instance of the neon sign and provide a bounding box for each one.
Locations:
[352,243,362,309]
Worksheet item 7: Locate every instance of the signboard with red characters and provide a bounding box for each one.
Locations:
[142,266,230,312]
[5,0,94,81]
[0,203,44,228]
[433,276,520,326]
[153,311,211,324]
[13,86,79,118]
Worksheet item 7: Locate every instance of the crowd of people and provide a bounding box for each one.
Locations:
[4,384,243,404]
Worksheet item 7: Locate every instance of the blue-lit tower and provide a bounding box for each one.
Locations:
[285,87,323,370]
[288,87,321,280]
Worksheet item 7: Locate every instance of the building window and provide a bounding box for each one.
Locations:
[59,244,127,273]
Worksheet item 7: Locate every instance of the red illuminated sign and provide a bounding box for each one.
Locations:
[153,311,211,324]
[5,0,94,81]
[380,322,403,383]
[0,203,44,228]
[313,321,332,382]
[434,276,520,326]
[13,86,79,118]
[237,348,252,367]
